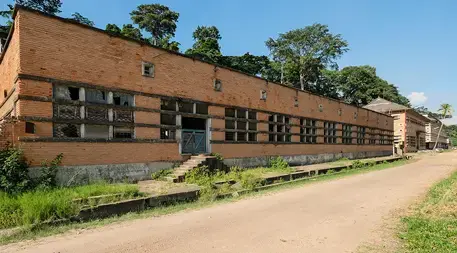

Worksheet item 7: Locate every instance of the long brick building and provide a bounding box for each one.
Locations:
[0,6,394,183]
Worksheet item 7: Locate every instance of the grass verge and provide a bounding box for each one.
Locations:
[399,169,457,252]
[0,158,411,245]
[0,183,140,230]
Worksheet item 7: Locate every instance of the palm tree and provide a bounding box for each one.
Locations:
[433,103,454,150]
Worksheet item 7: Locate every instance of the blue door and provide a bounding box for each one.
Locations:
[182,129,206,154]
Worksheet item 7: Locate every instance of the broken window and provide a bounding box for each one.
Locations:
[53,104,81,119]
[113,92,133,107]
[237,132,246,141]
[54,123,81,138]
[161,129,176,140]
[114,109,133,123]
[248,133,257,142]
[114,126,133,139]
[161,99,176,111]
[86,89,107,104]
[85,125,109,139]
[249,122,257,131]
[178,101,193,113]
[54,85,80,101]
[225,120,235,129]
[86,107,109,121]
[248,111,256,120]
[142,62,154,77]
[269,114,288,142]
[25,122,35,134]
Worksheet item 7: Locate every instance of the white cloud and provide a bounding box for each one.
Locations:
[407,92,428,106]
[442,117,457,126]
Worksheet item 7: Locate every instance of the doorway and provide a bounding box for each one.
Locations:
[181,117,207,154]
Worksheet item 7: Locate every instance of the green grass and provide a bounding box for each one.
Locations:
[0,182,140,230]
[0,158,411,245]
[399,170,457,252]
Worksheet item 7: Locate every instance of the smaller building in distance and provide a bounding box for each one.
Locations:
[364,98,429,154]
[423,115,449,150]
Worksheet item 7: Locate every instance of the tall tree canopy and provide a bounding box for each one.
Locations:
[185,26,222,62]
[335,66,410,106]
[1,0,62,28]
[130,4,179,43]
[218,53,271,77]
[70,12,94,26]
[266,23,349,91]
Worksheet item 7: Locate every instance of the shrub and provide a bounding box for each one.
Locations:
[270,156,289,170]
[151,169,173,180]
[0,148,31,195]
[211,153,224,161]
[351,160,365,169]
[36,153,63,190]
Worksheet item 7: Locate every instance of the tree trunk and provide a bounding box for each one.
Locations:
[433,121,444,150]
[299,73,305,90]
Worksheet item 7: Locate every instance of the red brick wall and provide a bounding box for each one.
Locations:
[2,9,393,166]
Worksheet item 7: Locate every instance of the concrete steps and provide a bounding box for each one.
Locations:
[167,155,216,183]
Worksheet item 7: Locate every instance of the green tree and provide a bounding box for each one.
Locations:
[1,0,62,30]
[434,104,454,150]
[152,35,180,52]
[218,53,271,76]
[336,65,410,106]
[130,4,179,44]
[185,26,222,62]
[266,24,349,91]
[70,12,94,26]
[120,24,142,40]
[105,23,121,35]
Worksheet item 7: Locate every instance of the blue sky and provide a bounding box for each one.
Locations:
[1,0,456,122]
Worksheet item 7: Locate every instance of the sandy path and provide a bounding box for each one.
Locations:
[2,152,457,253]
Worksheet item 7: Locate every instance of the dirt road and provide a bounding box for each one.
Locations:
[3,152,457,253]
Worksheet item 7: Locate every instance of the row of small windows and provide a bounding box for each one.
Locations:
[225,108,257,142]
[53,85,134,139]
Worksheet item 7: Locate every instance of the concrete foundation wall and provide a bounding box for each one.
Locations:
[29,161,178,186]
[224,150,393,168]
[29,150,392,186]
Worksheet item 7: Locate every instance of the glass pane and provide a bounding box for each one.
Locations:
[85,125,109,139]
[114,126,133,139]
[113,92,133,106]
[86,89,107,104]
[54,85,79,101]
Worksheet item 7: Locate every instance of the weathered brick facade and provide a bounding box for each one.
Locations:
[0,7,394,171]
